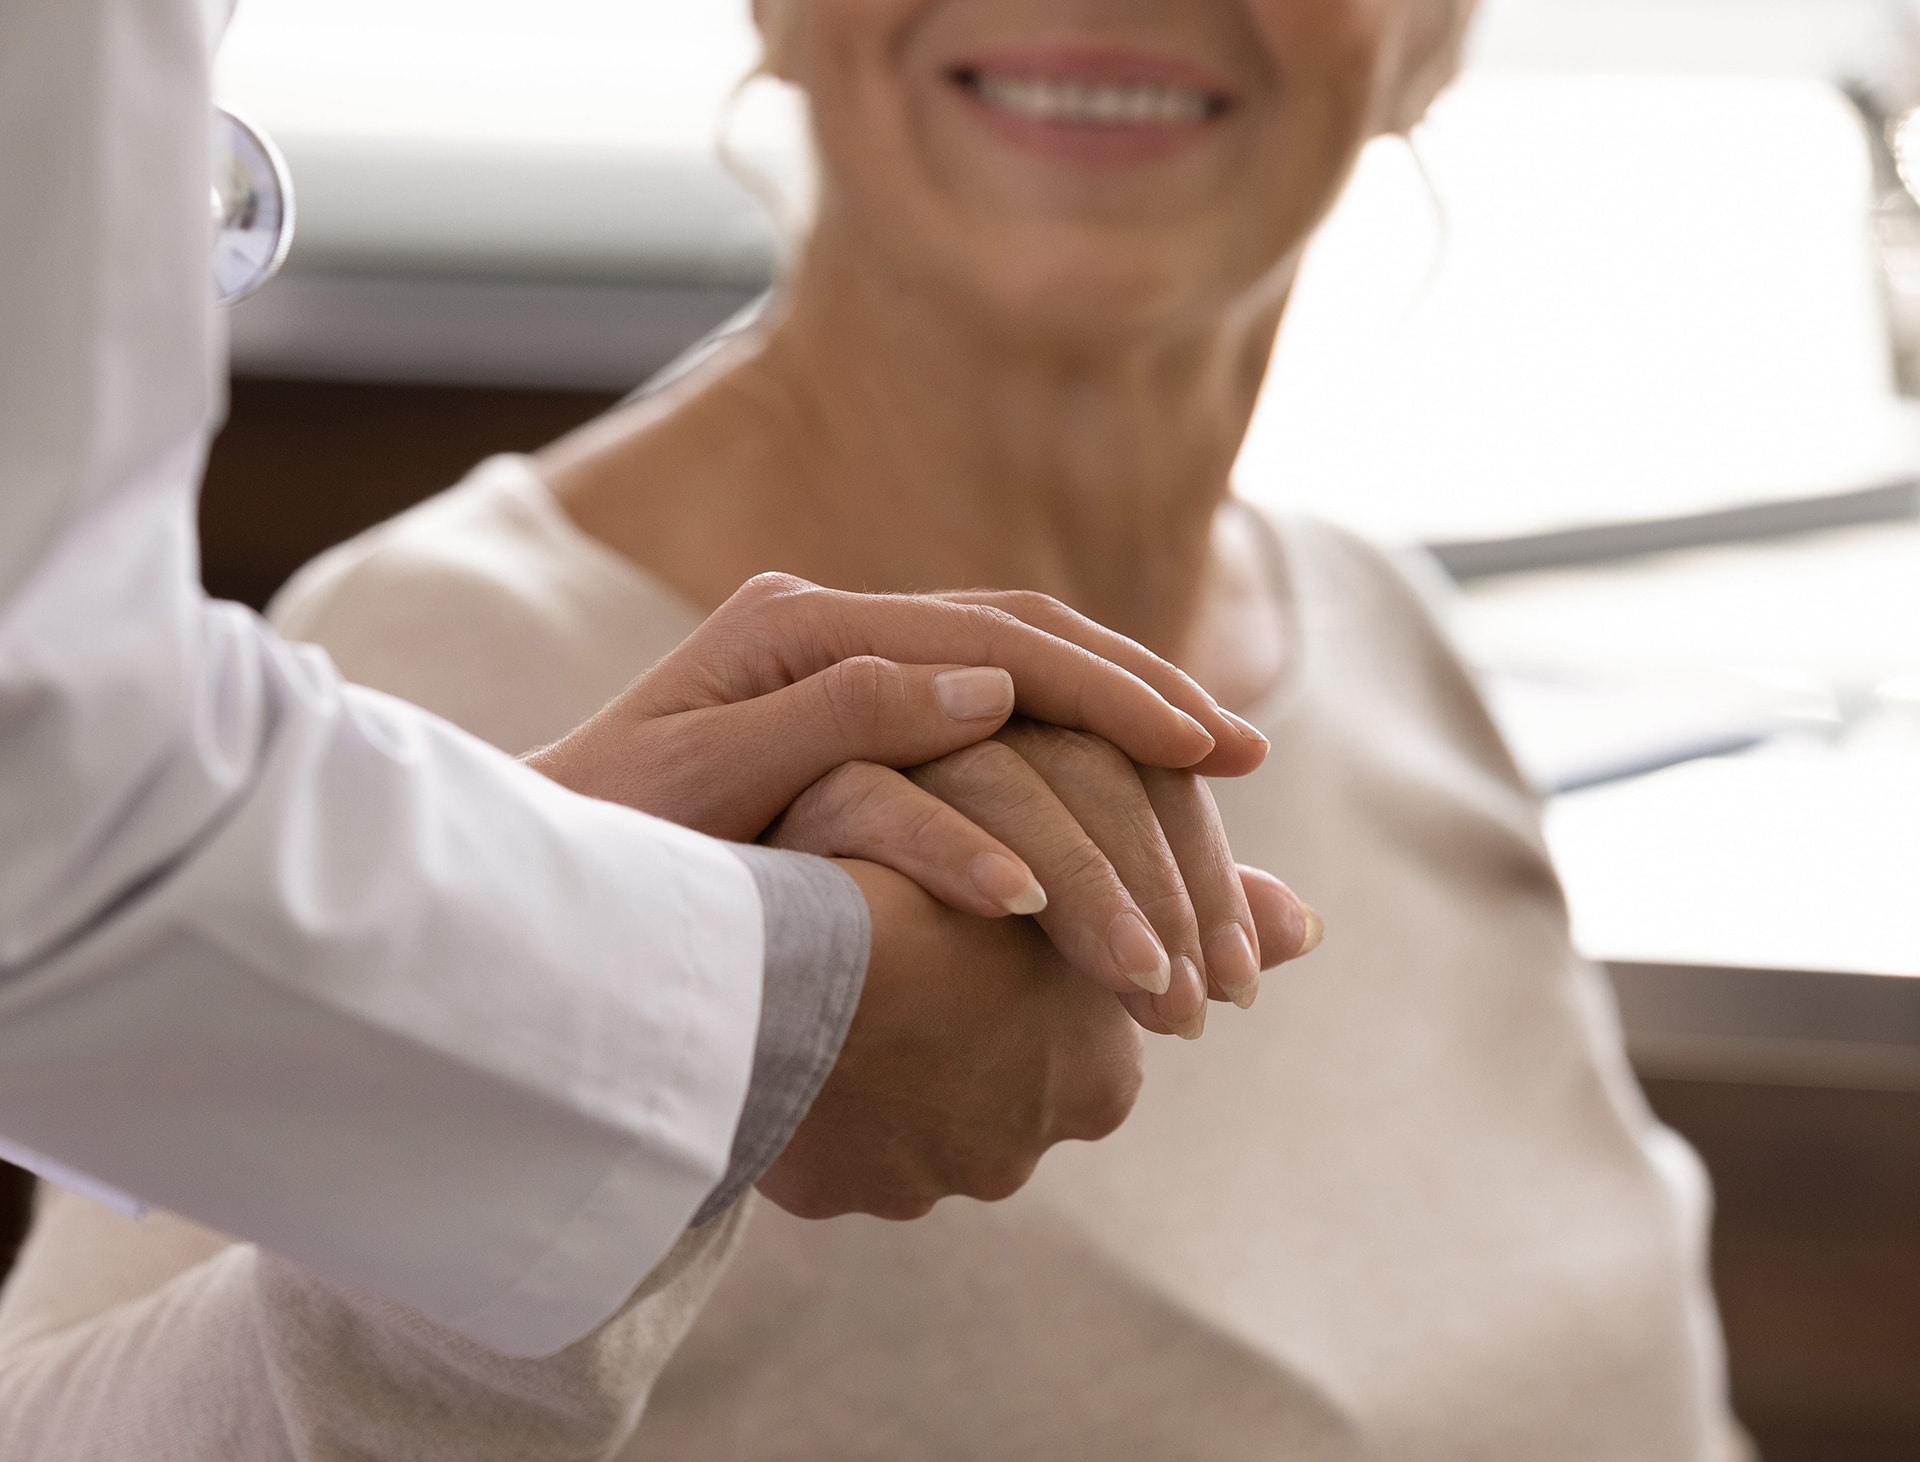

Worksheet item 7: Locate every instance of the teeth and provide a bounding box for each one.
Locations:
[968,72,1218,127]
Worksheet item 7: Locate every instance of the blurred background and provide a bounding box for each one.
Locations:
[25,1,1904,1454]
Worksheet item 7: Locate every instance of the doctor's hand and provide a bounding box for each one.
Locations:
[524,573,1269,856]
[755,860,1143,1221]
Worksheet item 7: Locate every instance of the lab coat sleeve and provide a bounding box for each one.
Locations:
[0,0,784,1358]
[0,1191,753,1462]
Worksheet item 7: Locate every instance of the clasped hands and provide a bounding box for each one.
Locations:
[527,574,1318,1222]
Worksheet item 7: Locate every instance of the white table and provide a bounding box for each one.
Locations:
[1453,521,1920,1088]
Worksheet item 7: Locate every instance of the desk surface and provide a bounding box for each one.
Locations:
[1449,517,1920,1086]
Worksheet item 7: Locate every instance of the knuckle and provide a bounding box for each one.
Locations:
[1049,836,1117,894]
[1014,723,1121,778]
[849,768,939,852]
[763,790,824,852]
[894,794,958,859]
[736,570,812,604]
[825,756,887,796]
[983,587,1066,624]
[962,1155,1036,1206]
[879,1195,938,1222]
[1136,885,1199,934]
[821,655,898,734]
[942,738,1024,785]
[957,602,1026,640]
[1137,766,1208,823]
[775,1188,841,1221]
[836,766,953,857]
[814,759,885,817]
[775,762,898,851]
[1059,729,1133,777]
[1080,1084,1138,1143]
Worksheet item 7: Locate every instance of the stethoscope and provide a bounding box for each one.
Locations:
[212,106,294,306]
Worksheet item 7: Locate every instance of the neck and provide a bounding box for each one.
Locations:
[547,225,1290,664]
[742,227,1287,648]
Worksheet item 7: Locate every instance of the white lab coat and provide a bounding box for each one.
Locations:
[0,0,770,1358]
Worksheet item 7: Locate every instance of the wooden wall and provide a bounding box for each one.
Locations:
[199,377,621,610]
[1643,1079,1920,1461]
[1,378,1912,1457]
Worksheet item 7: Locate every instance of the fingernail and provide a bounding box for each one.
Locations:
[1296,903,1325,958]
[935,667,1015,722]
[1173,708,1215,748]
[1171,967,1208,1041]
[1109,912,1171,995]
[1217,707,1268,746]
[1206,923,1261,1009]
[970,852,1047,916]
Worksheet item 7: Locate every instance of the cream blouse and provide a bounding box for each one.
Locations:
[0,455,1746,1461]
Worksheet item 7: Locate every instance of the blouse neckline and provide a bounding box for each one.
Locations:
[500,455,1310,737]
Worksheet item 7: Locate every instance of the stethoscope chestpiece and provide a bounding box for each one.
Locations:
[211,106,295,306]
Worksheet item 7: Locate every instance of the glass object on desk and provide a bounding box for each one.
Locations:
[1845,3,1920,392]
[211,106,295,307]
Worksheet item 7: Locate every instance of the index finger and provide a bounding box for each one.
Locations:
[635,574,1221,770]
[935,589,1269,778]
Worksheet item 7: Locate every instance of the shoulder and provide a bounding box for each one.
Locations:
[1246,504,1531,795]
[1259,510,1458,633]
[1248,508,1465,688]
[269,457,678,752]
[270,457,571,692]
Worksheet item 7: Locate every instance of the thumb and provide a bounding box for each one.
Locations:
[586,660,1019,840]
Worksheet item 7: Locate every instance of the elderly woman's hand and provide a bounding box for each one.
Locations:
[526,573,1266,843]
[948,722,1319,1035]
[769,719,1321,1039]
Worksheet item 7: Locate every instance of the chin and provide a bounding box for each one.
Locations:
[938,231,1284,352]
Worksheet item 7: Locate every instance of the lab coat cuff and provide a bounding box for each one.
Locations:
[692,848,870,1224]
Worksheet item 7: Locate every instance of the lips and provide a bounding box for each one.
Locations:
[942,45,1235,161]
[951,69,1228,128]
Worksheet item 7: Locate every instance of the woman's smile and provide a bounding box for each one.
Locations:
[943,46,1236,164]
